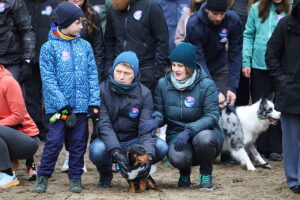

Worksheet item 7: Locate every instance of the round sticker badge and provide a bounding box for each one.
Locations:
[41,6,53,16]
[62,51,71,61]
[129,108,140,118]
[219,28,228,38]
[184,96,195,107]
[133,10,142,20]
[0,2,6,12]
[93,5,101,14]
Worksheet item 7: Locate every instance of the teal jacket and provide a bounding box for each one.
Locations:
[243,2,287,70]
[153,67,223,144]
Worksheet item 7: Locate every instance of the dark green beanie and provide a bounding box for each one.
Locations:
[170,43,197,70]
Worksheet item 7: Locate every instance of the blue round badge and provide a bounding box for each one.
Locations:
[0,2,6,12]
[184,96,195,107]
[133,10,142,20]
[219,28,228,38]
[129,108,140,118]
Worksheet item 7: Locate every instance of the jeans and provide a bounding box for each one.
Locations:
[89,137,168,174]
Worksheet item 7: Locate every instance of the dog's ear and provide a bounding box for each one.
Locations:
[267,93,275,102]
[140,147,146,153]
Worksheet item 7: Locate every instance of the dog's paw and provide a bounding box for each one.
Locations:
[263,164,272,169]
[246,165,256,171]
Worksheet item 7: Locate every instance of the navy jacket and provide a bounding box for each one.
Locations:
[97,81,156,156]
[186,4,242,93]
[153,67,223,144]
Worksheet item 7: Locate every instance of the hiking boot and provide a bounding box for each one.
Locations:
[32,176,48,193]
[290,185,300,194]
[268,152,282,162]
[97,173,113,188]
[199,174,213,190]
[178,175,191,188]
[69,178,83,193]
[26,162,37,181]
[0,172,19,189]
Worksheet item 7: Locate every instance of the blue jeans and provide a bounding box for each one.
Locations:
[89,137,168,174]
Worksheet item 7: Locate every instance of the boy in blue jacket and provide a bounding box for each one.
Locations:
[32,2,100,193]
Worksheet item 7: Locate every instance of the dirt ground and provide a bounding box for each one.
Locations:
[1,143,299,200]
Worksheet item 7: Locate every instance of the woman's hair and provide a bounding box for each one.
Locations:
[228,0,258,12]
[62,0,99,36]
[185,67,195,78]
[190,0,205,15]
[258,0,290,23]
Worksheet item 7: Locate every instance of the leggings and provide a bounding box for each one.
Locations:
[0,126,39,171]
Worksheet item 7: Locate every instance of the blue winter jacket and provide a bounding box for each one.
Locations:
[155,0,190,54]
[40,25,100,114]
[186,3,242,93]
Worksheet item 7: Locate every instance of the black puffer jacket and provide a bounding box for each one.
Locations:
[0,0,35,65]
[24,0,59,64]
[265,0,300,114]
[96,80,156,156]
[104,0,169,75]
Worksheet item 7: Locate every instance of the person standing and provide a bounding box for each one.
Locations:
[265,0,300,194]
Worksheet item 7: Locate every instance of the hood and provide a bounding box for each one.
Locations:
[0,65,13,80]
[47,23,80,41]
[292,0,300,19]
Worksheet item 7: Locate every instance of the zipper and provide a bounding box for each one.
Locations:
[181,91,183,120]
[123,5,130,49]
[70,41,76,108]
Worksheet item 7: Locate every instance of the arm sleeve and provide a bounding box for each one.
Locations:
[242,5,256,68]
[39,44,68,111]
[0,78,26,126]
[12,0,35,61]
[152,79,166,126]
[174,10,189,46]
[104,8,115,79]
[138,88,156,156]
[185,81,220,136]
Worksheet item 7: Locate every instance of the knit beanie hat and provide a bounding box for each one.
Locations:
[112,51,140,78]
[53,2,84,28]
[170,43,197,70]
[206,0,228,12]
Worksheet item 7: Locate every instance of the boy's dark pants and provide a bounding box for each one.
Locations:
[38,114,88,180]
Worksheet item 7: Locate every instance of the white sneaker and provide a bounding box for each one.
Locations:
[0,172,19,189]
[61,151,88,173]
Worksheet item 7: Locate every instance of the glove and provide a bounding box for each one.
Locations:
[87,106,99,119]
[59,105,73,115]
[139,117,161,136]
[113,152,130,172]
[137,155,152,179]
[20,62,32,82]
[174,129,192,152]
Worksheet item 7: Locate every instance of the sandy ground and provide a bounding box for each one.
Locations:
[1,142,299,200]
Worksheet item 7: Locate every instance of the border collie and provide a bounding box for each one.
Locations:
[219,97,281,171]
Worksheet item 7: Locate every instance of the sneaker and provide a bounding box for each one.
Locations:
[268,152,282,162]
[199,174,213,190]
[69,178,83,193]
[32,176,49,193]
[178,175,191,187]
[290,185,300,194]
[97,172,113,188]
[0,172,19,189]
[61,152,70,172]
[26,162,37,181]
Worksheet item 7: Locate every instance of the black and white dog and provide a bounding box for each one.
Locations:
[219,97,281,171]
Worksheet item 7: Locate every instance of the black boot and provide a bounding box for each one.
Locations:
[97,172,113,188]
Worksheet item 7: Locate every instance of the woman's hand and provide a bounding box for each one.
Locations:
[242,67,251,78]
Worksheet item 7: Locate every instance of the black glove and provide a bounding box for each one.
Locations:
[20,62,32,82]
[59,105,73,115]
[87,106,99,119]
[113,152,130,172]
[173,129,192,152]
[139,117,161,136]
[137,156,152,179]
[65,112,77,128]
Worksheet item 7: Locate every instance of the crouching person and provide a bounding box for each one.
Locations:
[152,43,223,190]
[89,51,168,188]
[32,2,100,193]
[0,65,40,188]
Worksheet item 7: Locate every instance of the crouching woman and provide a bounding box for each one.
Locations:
[152,43,223,190]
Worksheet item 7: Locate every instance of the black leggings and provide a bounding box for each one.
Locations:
[0,126,39,171]
[168,130,222,175]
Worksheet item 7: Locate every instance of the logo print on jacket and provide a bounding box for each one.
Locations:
[184,96,195,107]
[0,2,6,12]
[129,108,140,118]
[179,4,189,15]
[133,10,142,20]
[41,6,53,15]
[62,51,71,61]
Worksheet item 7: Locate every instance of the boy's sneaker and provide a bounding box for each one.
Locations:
[97,173,113,188]
[0,172,19,189]
[178,175,191,188]
[199,174,213,190]
[70,178,83,193]
[32,176,48,193]
[26,162,37,181]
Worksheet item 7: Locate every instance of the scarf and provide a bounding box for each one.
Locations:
[108,75,137,95]
[170,70,197,91]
